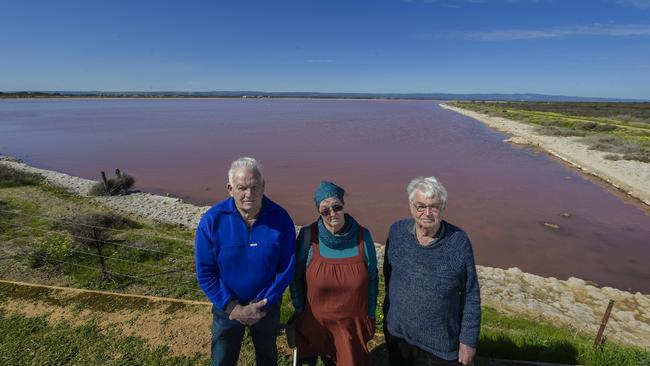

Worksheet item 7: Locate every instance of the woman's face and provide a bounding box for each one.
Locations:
[318,197,345,234]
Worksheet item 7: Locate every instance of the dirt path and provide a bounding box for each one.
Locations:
[0,280,213,357]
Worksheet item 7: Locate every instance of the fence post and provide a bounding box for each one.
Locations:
[594,299,614,347]
[100,171,108,190]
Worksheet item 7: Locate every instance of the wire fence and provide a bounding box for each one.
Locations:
[0,207,206,298]
[43,258,206,297]
[0,208,193,244]
[1,212,195,260]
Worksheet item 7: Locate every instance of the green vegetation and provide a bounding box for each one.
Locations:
[451,101,650,162]
[0,310,207,366]
[479,307,649,366]
[89,170,136,196]
[1,163,648,365]
[0,165,42,188]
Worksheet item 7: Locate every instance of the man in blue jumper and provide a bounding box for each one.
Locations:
[383,176,481,366]
[195,157,296,366]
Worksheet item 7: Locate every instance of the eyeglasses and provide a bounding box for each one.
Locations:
[412,202,443,213]
[319,204,344,216]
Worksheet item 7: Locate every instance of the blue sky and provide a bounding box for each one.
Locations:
[1,0,650,99]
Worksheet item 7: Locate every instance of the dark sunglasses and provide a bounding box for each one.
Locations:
[319,204,344,216]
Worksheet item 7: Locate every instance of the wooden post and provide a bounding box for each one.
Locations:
[594,300,614,347]
[100,171,108,190]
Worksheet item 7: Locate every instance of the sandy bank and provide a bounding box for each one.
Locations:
[439,103,650,206]
[1,155,648,348]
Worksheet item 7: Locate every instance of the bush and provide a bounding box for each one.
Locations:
[622,150,650,163]
[27,247,48,269]
[576,121,617,132]
[89,172,135,196]
[604,154,622,161]
[581,135,640,154]
[0,165,42,188]
[536,126,585,137]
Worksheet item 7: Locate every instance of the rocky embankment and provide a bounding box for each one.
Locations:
[439,103,650,206]
[1,156,649,348]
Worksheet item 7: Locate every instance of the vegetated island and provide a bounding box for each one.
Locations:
[0,156,648,366]
[441,101,650,206]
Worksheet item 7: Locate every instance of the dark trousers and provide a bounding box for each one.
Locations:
[211,302,280,366]
[385,329,461,366]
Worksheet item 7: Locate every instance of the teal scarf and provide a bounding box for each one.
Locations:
[317,213,359,249]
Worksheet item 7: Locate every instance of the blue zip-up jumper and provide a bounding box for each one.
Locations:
[195,196,296,311]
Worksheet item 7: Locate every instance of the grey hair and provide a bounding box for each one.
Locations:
[407,176,448,209]
[227,157,264,185]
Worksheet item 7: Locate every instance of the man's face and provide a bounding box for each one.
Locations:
[228,168,264,213]
[409,190,444,230]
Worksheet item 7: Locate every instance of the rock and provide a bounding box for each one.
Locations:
[566,277,586,288]
[505,136,531,145]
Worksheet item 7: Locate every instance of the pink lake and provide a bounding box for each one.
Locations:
[1,98,649,292]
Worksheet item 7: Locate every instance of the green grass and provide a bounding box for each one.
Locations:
[0,165,42,188]
[479,307,649,365]
[0,310,208,366]
[450,101,650,162]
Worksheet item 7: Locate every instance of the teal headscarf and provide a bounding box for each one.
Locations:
[313,181,357,248]
[314,181,345,208]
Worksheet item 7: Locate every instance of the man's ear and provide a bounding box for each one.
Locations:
[227,183,234,197]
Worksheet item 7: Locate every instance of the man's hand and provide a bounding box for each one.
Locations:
[229,299,268,326]
[458,342,476,366]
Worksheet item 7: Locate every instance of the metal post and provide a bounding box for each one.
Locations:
[594,299,614,347]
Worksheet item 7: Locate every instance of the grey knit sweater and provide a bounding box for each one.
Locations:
[383,219,481,361]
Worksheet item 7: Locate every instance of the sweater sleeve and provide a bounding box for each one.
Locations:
[363,229,378,318]
[255,214,297,308]
[289,227,308,313]
[458,235,481,348]
[194,215,236,311]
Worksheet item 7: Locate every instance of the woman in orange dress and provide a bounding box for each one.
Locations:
[290,181,378,366]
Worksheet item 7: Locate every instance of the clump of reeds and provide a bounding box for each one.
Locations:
[90,169,135,196]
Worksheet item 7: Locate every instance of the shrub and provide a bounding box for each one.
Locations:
[604,154,622,161]
[576,121,617,132]
[536,126,585,137]
[0,165,42,188]
[623,150,650,163]
[27,247,49,269]
[581,135,640,154]
[89,171,135,196]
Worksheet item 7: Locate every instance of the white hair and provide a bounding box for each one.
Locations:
[407,176,448,209]
[227,157,264,185]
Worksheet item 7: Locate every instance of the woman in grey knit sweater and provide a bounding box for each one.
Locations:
[383,176,481,366]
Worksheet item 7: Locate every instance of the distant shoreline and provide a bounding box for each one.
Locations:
[1,91,645,102]
[440,103,650,207]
